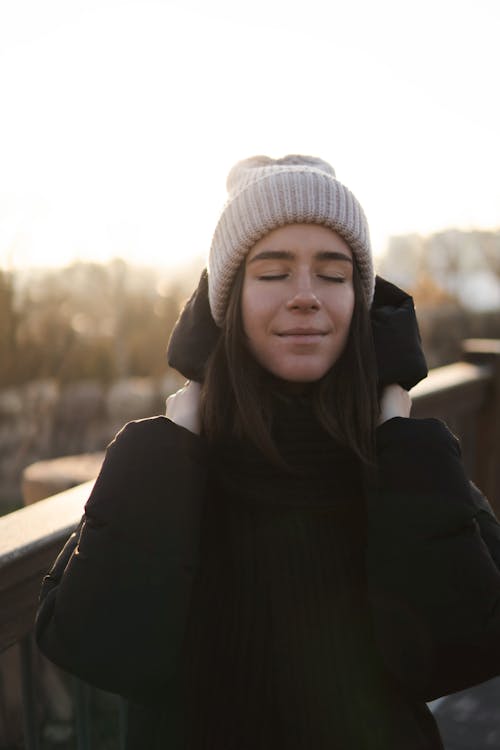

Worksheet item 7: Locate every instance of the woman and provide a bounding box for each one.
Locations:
[36,155,500,749]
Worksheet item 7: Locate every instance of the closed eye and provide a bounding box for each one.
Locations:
[258,274,288,281]
[318,275,346,283]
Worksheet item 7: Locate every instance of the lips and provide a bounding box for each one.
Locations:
[277,328,327,336]
[275,328,329,346]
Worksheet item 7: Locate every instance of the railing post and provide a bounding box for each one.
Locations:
[462,339,500,515]
[73,677,92,750]
[118,696,127,750]
[20,635,40,750]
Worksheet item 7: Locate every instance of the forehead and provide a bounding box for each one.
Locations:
[246,223,353,262]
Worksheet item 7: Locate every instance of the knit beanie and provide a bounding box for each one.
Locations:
[208,154,374,325]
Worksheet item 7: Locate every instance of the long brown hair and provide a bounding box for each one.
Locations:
[200,258,379,467]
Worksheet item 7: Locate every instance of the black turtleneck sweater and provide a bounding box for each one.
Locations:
[179,397,442,750]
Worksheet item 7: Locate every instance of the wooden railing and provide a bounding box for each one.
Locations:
[0,482,97,749]
[1,339,500,748]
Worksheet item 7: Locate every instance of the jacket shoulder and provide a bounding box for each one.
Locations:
[109,415,190,446]
[100,415,205,472]
[84,415,207,524]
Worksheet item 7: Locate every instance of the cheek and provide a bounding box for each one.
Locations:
[241,283,274,335]
[328,287,355,328]
[344,296,356,329]
[241,284,278,367]
[241,287,261,361]
[241,285,255,341]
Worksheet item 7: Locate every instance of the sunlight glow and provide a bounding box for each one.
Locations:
[0,0,498,272]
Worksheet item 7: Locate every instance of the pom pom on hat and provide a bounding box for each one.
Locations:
[208,154,374,325]
[226,155,337,194]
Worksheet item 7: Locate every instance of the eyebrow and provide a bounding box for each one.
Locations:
[247,249,353,264]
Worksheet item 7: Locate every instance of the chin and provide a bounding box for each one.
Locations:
[270,363,331,384]
[280,374,326,385]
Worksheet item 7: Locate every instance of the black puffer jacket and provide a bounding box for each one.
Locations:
[35,273,500,749]
[165,269,500,701]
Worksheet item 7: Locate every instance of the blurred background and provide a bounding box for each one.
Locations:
[1,0,499,514]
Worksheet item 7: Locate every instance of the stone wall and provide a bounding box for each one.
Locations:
[0,373,183,513]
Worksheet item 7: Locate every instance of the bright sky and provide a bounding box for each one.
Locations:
[0,0,499,272]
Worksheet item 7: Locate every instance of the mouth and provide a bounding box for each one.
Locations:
[277,329,327,337]
[276,329,328,344]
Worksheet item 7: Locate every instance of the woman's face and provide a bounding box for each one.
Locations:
[241,223,355,383]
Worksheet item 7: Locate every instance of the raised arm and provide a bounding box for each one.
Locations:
[35,416,207,705]
[366,416,500,701]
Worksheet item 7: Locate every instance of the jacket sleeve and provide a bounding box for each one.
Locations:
[366,417,500,702]
[469,480,500,570]
[35,416,207,706]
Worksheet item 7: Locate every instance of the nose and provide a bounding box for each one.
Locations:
[286,283,321,311]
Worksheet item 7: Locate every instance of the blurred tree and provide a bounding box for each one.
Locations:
[410,270,458,309]
[482,231,500,281]
[0,260,191,388]
[0,270,18,384]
